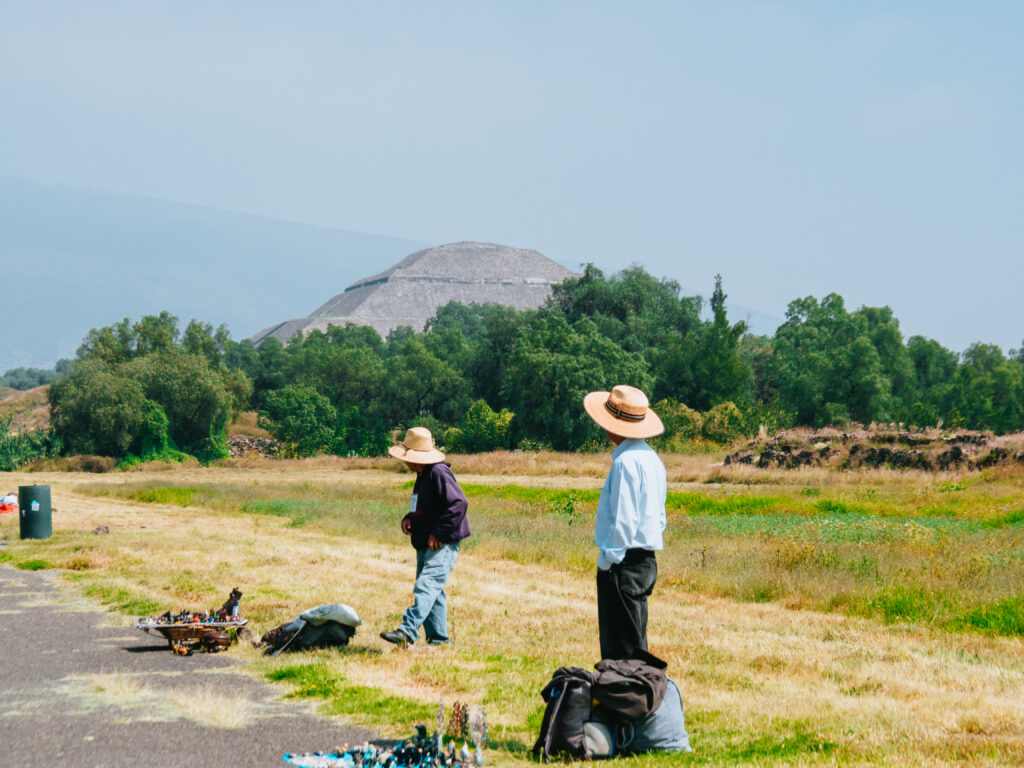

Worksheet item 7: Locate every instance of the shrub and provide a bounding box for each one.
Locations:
[651,398,703,451]
[260,384,338,457]
[703,401,745,444]
[445,400,514,453]
[336,405,388,457]
[0,419,59,471]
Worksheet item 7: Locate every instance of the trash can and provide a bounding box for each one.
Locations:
[19,485,51,540]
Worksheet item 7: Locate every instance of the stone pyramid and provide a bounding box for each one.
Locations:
[252,241,575,344]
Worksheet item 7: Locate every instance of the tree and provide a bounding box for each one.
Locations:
[903,336,958,426]
[768,294,891,426]
[48,360,148,456]
[126,350,233,460]
[0,366,60,390]
[739,334,777,404]
[502,315,653,449]
[550,264,702,358]
[286,330,386,407]
[382,334,471,428]
[249,336,289,407]
[182,320,231,365]
[951,344,1024,432]
[689,275,750,410]
[856,306,914,417]
[261,384,338,457]
[77,311,180,364]
[462,305,526,410]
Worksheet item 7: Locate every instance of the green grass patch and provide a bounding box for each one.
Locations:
[727,728,840,761]
[852,586,941,624]
[82,583,166,616]
[981,508,1024,528]
[131,486,201,506]
[813,499,869,516]
[461,483,601,506]
[240,498,325,528]
[956,595,1024,636]
[16,558,51,571]
[266,662,342,699]
[668,492,793,516]
[319,684,438,730]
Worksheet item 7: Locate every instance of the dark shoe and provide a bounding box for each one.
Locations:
[425,636,449,646]
[380,629,411,646]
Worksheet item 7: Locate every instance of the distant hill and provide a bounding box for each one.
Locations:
[0,177,429,368]
[0,385,50,433]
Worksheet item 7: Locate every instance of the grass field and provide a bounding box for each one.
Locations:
[2,454,1023,766]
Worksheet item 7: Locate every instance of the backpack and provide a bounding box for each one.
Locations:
[258,617,356,656]
[533,661,691,760]
[258,603,361,656]
[623,679,692,754]
[532,668,603,760]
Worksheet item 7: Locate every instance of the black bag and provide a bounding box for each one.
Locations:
[259,618,355,656]
[532,668,596,761]
[533,654,683,760]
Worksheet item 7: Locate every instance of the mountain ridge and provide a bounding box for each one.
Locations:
[0,177,430,367]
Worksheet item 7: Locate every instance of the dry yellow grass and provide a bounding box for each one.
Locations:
[229,410,274,439]
[165,685,254,728]
[2,465,1023,765]
[211,449,725,481]
[0,385,50,432]
[61,673,255,728]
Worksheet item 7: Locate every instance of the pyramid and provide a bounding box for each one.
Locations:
[252,241,575,344]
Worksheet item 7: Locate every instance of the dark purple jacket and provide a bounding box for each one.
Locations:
[401,462,471,551]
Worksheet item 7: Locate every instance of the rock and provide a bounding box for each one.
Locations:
[228,434,281,458]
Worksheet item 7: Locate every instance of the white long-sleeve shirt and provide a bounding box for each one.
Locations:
[594,438,667,571]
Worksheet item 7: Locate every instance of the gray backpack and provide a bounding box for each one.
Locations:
[622,679,692,754]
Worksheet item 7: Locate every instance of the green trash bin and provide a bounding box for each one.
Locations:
[19,485,52,540]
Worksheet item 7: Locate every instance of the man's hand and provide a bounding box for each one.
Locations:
[427,534,443,550]
[401,518,413,535]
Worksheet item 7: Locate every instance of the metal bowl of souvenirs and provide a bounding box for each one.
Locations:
[136,614,248,645]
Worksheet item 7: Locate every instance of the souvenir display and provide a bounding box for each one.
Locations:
[135,587,248,649]
[284,723,485,768]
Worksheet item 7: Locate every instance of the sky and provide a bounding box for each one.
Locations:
[1,1,1021,356]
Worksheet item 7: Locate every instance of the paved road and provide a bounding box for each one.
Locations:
[0,565,373,767]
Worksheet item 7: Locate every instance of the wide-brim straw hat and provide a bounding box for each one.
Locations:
[583,385,664,439]
[388,426,446,464]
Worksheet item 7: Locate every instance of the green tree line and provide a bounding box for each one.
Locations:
[19,265,1024,463]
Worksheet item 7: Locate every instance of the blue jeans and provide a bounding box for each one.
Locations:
[399,542,460,643]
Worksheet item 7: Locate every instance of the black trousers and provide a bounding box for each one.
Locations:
[596,548,658,660]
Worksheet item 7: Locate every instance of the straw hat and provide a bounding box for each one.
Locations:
[388,426,445,464]
[583,385,664,439]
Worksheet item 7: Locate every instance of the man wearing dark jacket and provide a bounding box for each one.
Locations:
[381,427,470,647]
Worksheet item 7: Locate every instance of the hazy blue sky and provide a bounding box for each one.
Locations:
[2,2,1021,354]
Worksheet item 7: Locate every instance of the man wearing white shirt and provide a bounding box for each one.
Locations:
[584,385,667,660]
